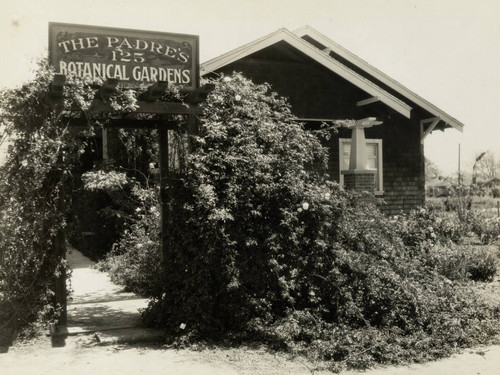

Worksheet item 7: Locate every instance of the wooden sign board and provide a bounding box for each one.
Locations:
[49,22,199,90]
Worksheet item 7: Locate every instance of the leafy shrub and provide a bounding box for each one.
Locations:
[492,188,500,198]
[71,169,149,260]
[256,291,499,372]
[135,74,500,371]
[471,212,500,244]
[392,207,466,249]
[425,197,445,211]
[143,73,330,335]
[69,119,163,259]
[479,217,500,244]
[425,243,497,282]
[465,247,498,281]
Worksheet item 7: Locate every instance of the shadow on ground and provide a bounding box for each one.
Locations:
[67,298,145,332]
[0,326,18,353]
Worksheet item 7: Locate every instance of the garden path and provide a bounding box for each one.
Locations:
[60,247,162,344]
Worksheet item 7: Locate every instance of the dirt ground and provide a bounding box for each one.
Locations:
[2,332,500,375]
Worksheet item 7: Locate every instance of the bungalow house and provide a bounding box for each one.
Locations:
[200,26,464,214]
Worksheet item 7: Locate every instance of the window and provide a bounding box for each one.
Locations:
[339,138,383,194]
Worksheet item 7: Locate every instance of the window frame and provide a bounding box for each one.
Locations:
[338,137,384,195]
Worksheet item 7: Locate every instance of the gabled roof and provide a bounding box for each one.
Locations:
[201,26,464,132]
[201,28,411,119]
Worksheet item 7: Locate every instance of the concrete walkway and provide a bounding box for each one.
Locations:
[60,247,163,344]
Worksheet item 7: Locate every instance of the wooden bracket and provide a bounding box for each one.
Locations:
[47,74,67,112]
[420,117,440,144]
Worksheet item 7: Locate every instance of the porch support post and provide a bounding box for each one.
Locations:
[349,125,369,170]
[341,117,382,194]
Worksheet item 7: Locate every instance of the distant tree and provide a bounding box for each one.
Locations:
[425,157,441,182]
[474,151,499,181]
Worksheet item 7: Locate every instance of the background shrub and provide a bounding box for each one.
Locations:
[492,188,500,198]
[465,246,498,281]
[471,214,500,245]
[392,207,466,249]
[425,243,497,282]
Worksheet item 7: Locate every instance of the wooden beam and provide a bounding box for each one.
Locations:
[295,117,343,122]
[49,74,66,98]
[357,97,380,107]
[420,117,440,144]
[53,153,67,330]
[102,128,108,160]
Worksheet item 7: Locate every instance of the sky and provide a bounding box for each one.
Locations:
[1,0,499,176]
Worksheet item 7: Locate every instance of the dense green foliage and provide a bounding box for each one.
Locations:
[0,61,91,329]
